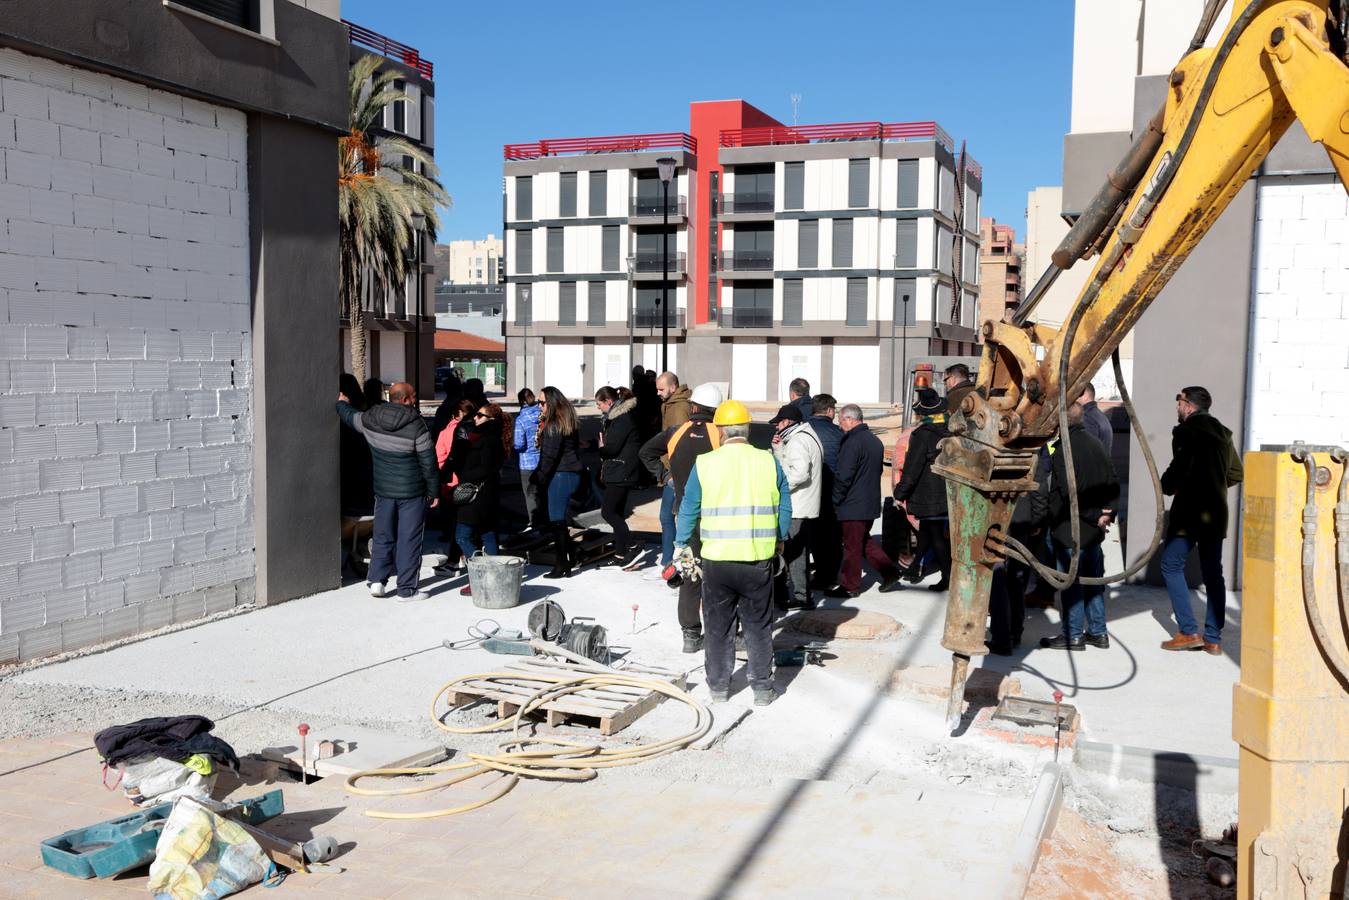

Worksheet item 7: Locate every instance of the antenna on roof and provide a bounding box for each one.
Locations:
[790,93,801,126]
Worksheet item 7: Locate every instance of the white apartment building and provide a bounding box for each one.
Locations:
[442,235,502,286]
[502,101,981,405]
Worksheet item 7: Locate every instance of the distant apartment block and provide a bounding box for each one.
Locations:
[502,100,982,403]
[439,235,502,286]
[977,217,1022,328]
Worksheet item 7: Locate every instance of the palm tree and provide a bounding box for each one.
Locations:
[339,54,450,381]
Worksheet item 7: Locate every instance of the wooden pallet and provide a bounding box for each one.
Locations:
[445,657,687,736]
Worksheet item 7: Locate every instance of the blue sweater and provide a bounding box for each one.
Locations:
[513,403,541,470]
[675,444,792,547]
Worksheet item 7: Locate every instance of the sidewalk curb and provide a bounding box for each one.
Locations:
[1074,739,1238,794]
[1007,761,1064,899]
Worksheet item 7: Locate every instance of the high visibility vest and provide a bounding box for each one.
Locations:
[695,442,780,561]
[667,419,720,459]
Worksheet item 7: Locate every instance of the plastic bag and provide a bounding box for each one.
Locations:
[120,755,217,807]
[148,797,273,899]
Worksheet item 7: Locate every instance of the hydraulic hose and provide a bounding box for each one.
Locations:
[1295,450,1349,691]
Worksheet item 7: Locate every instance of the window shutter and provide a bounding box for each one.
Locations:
[784,162,804,210]
[798,220,818,268]
[848,159,869,208]
[515,176,533,220]
[588,282,606,325]
[895,220,917,268]
[589,171,607,216]
[894,278,917,325]
[558,282,576,326]
[546,227,563,272]
[601,226,619,272]
[832,218,853,268]
[515,229,532,275]
[560,173,577,217]
[783,279,803,326]
[897,159,919,208]
[846,278,867,326]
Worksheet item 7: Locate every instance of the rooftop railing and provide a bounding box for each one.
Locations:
[505,132,697,160]
[720,120,954,151]
[345,20,433,78]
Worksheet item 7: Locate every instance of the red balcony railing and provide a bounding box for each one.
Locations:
[504,132,696,160]
[720,120,955,151]
[345,20,433,79]
[963,154,983,180]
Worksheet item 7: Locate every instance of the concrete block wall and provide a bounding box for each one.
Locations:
[0,48,253,664]
[1248,176,1349,450]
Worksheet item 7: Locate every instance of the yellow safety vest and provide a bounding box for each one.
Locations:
[694,442,780,561]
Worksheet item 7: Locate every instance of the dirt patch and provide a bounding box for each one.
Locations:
[1027,808,1167,899]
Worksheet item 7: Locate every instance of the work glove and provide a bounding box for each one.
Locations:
[672,544,702,583]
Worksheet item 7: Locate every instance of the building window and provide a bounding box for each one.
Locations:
[846,277,867,326]
[634,286,678,328]
[174,0,250,28]
[601,225,619,272]
[391,80,407,133]
[590,171,607,217]
[848,159,869,208]
[587,282,606,325]
[708,171,720,320]
[731,165,774,213]
[897,159,919,209]
[515,287,532,325]
[894,278,917,325]
[963,238,979,284]
[546,227,564,272]
[832,218,853,268]
[515,176,533,221]
[783,279,803,326]
[730,282,773,328]
[895,219,917,269]
[784,161,804,211]
[515,228,532,275]
[559,282,576,326]
[560,172,577,218]
[936,225,953,274]
[732,223,773,271]
[798,220,818,269]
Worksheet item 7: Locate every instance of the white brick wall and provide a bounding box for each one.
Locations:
[1247,177,1349,451]
[0,48,254,664]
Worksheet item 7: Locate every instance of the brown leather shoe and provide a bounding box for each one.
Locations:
[1161,633,1203,651]
[1203,642,1222,655]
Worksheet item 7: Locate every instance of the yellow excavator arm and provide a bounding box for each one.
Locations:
[935,0,1349,741]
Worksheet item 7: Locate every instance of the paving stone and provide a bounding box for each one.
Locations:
[782,607,902,640]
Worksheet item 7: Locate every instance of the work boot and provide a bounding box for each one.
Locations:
[824,585,858,600]
[1161,633,1203,651]
[1083,632,1110,649]
[709,687,731,703]
[1039,634,1085,651]
[544,524,572,579]
[752,687,778,707]
[878,577,904,593]
[682,627,704,654]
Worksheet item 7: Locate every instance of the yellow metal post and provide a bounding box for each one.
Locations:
[1234,449,1349,899]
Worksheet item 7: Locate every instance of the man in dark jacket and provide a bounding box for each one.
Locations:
[638,383,723,651]
[1158,386,1242,653]
[337,382,439,601]
[893,388,952,591]
[828,405,900,599]
[1033,403,1119,650]
[807,393,844,587]
[788,378,813,422]
[943,364,976,415]
[1076,383,1113,454]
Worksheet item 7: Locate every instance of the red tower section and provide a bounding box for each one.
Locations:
[687,100,783,326]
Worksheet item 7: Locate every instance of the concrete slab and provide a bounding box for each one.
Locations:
[258,725,448,779]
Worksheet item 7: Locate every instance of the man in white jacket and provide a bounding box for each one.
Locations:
[771,403,824,609]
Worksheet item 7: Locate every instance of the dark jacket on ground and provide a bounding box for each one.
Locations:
[791,395,813,422]
[598,398,643,487]
[95,715,239,770]
[532,423,584,485]
[946,379,976,415]
[450,418,505,529]
[337,400,437,500]
[1031,423,1119,549]
[832,422,885,522]
[1161,410,1242,541]
[339,418,374,517]
[640,411,718,501]
[808,415,844,472]
[1080,400,1114,455]
[893,419,951,519]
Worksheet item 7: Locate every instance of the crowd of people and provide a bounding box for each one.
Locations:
[336,363,1243,700]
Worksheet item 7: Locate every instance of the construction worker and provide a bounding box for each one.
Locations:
[675,400,792,706]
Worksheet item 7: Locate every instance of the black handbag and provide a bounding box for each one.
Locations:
[451,482,481,506]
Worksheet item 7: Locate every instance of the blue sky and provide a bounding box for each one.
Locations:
[341,0,1075,244]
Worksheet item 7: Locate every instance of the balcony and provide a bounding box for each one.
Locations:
[628,252,687,280]
[632,308,686,329]
[722,307,774,329]
[345,20,433,78]
[719,120,953,151]
[504,132,696,160]
[719,252,774,279]
[719,192,775,222]
[629,196,687,225]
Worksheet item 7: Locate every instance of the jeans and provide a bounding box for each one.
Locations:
[839,519,901,594]
[1056,541,1105,640]
[659,481,676,566]
[601,483,632,550]
[454,522,498,560]
[546,471,581,523]
[369,495,427,597]
[701,558,775,693]
[1161,535,1227,643]
[782,518,811,605]
[519,468,542,528]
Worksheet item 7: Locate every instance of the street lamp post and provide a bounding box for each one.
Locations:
[899,293,911,411]
[656,157,676,373]
[411,212,425,399]
[520,285,531,389]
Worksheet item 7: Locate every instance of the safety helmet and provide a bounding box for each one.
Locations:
[712,399,751,426]
[690,383,723,409]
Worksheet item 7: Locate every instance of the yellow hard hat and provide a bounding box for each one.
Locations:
[712,399,751,426]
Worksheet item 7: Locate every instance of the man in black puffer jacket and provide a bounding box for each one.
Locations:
[337,382,438,601]
[893,388,952,591]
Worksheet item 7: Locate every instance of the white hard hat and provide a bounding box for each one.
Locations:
[690,383,723,410]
